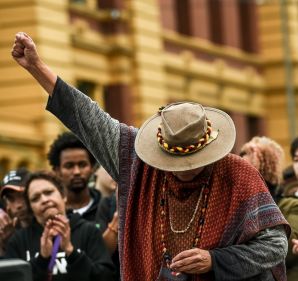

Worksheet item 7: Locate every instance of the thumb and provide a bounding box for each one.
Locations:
[16,32,34,50]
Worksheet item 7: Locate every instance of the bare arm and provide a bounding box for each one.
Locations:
[11,32,57,95]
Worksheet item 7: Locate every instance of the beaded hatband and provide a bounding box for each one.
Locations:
[157,120,218,155]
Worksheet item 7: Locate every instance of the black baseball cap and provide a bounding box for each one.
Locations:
[0,168,29,198]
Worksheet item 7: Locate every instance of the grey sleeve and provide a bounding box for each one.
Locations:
[46,77,120,181]
[210,225,288,281]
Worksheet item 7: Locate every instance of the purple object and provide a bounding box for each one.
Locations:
[48,235,61,272]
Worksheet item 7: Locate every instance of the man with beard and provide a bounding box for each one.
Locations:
[0,168,31,256]
[47,132,101,222]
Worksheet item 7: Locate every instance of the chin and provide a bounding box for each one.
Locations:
[69,185,87,193]
[177,175,196,182]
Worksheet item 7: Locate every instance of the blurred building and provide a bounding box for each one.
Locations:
[0,0,296,177]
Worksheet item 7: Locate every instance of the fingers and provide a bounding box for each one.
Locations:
[15,32,33,48]
[44,215,69,234]
[40,225,54,258]
[0,209,12,228]
[170,248,212,274]
[172,248,199,263]
[0,210,14,239]
[292,238,298,245]
[292,239,298,254]
[11,42,25,58]
[11,32,35,59]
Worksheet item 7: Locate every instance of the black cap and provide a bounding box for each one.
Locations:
[0,168,29,198]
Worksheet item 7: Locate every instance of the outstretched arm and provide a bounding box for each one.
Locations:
[11,32,57,95]
[11,32,121,180]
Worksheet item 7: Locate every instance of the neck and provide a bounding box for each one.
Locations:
[66,188,91,210]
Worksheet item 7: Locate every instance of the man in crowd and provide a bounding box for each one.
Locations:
[281,137,298,197]
[47,132,101,221]
[11,31,290,281]
[0,168,31,255]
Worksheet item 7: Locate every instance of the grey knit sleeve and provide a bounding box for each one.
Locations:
[210,225,288,281]
[46,77,120,181]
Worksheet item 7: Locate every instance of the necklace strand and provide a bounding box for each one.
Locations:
[168,187,203,234]
[160,175,211,266]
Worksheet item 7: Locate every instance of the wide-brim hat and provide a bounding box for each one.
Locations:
[135,102,236,172]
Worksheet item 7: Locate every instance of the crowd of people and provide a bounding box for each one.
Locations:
[0,131,119,281]
[1,31,298,280]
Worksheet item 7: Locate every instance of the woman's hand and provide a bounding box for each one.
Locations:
[50,214,73,256]
[0,209,15,242]
[40,221,55,258]
[170,248,212,275]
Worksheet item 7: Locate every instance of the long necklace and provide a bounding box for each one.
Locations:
[168,186,203,234]
[160,176,211,267]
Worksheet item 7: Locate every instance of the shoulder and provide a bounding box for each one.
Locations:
[70,213,100,233]
[279,197,298,213]
[216,153,262,178]
[214,153,269,197]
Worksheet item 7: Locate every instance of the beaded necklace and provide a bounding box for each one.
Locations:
[160,176,211,269]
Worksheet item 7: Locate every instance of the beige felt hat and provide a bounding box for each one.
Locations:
[135,102,236,172]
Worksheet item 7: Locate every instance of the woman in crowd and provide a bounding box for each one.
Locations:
[5,171,115,281]
[240,136,284,202]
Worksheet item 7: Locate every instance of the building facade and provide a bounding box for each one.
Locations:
[0,0,297,177]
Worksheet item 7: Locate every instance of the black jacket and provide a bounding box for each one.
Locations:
[5,213,115,281]
[68,188,101,222]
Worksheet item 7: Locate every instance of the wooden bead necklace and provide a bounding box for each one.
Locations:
[160,176,211,268]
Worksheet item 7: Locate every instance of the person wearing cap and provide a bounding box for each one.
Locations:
[11,32,290,281]
[0,168,31,256]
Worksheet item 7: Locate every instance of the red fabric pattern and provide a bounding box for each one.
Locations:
[121,154,288,281]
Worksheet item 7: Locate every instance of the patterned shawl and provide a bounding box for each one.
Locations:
[118,125,289,281]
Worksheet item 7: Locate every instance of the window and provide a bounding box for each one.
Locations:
[208,0,224,45]
[175,0,191,36]
[239,0,259,53]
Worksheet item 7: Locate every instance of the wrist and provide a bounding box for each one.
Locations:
[65,244,74,256]
[27,58,43,73]
[40,250,51,259]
